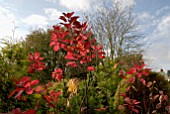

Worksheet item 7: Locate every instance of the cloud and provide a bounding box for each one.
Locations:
[144,15,170,72]
[156,6,170,16]
[155,16,170,38]
[0,6,18,38]
[58,0,90,11]
[45,0,56,3]
[137,12,153,21]
[45,0,109,12]
[22,14,48,26]
[58,0,105,12]
[136,12,155,33]
[44,8,62,20]
[45,0,91,11]
[0,5,9,13]
[114,0,136,8]
[0,5,28,47]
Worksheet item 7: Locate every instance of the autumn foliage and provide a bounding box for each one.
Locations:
[6,12,170,114]
[8,12,106,113]
[50,12,104,73]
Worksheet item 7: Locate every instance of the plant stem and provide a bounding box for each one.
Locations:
[86,75,89,114]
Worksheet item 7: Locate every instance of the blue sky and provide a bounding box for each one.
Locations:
[0,0,170,72]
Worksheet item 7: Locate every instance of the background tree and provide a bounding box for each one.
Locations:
[24,28,58,82]
[0,28,58,83]
[85,3,144,62]
[0,39,32,112]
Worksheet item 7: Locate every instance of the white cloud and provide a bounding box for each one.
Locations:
[59,0,90,11]
[144,15,170,72]
[156,16,170,38]
[45,0,56,3]
[0,5,9,13]
[0,6,19,38]
[22,14,48,26]
[0,5,27,47]
[136,12,155,32]
[114,0,136,8]
[45,0,107,12]
[44,8,62,20]
[137,12,153,21]
[156,6,170,16]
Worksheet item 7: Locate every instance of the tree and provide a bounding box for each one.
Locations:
[85,2,143,60]
[0,28,58,83]
[0,41,32,112]
[24,28,58,82]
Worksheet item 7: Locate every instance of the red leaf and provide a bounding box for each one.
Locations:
[87,66,95,71]
[66,61,77,67]
[152,110,157,113]
[134,63,140,70]
[100,108,106,111]
[8,89,17,99]
[94,107,106,111]
[119,93,127,98]
[128,77,136,83]
[140,78,146,86]
[124,97,131,103]
[147,81,152,88]
[34,52,40,60]
[136,72,142,77]
[159,90,163,95]
[24,82,31,88]
[70,16,79,23]
[82,22,87,30]
[20,76,31,85]
[12,108,22,114]
[49,41,55,47]
[84,41,91,49]
[156,103,162,109]
[163,95,168,101]
[53,25,61,30]
[154,94,159,101]
[134,63,145,70]
[51,68,63,82]
[26,88,34,95]
[66,12,74,18]
[53,44,60,52]
[132,100,140,105]
[80,51,86,56]
[119,70,126,78]
[132,108,139,113]
[126,86,131,92]
[31,80,39,86]
[35,86,43,92]
[65,51,77,60]
[25,109,36,114]
[127,68,136,74]
[159,94,164,103]
[98,52,105,55]
[62,13,67,17]
[37,66,45,71]
[80,59,88,64]
[15,89,24,99]
[63,23,71,28]
[59,16,67,22]
[142,68,151,76]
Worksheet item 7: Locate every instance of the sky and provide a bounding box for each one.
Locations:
[0,0,170,72]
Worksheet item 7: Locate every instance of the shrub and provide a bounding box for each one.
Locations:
[7,12,105,114]
[118,63,170,114]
